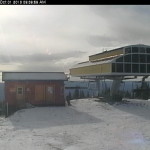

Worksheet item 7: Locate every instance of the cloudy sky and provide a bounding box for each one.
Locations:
[0,5,150,74]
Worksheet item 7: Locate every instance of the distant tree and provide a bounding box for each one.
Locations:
[86,91,90,98]
[124,91,131,98]
[80,90,85,98]
[73,87,79,99]
[133,82,150,100]
[68,91,72,100]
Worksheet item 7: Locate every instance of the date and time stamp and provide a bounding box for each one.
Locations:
[0,0,47,4]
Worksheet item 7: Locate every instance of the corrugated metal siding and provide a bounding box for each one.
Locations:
[101,63,112,73]
[70,63,112,76]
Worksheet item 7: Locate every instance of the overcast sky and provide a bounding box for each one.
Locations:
[0,5,150,74]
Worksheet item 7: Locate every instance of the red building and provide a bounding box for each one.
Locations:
[2,72,67,114]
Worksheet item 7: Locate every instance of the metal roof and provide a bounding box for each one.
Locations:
[2,72,68,81]
[89,44,150,57]
[71,56,118,69]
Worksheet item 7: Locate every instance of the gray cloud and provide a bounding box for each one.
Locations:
[0,51,85,63]
[88,5,150,47]
[0,5,150,73]
[17,62,64,72]
[87,34,118,47]
[0,50,86,72]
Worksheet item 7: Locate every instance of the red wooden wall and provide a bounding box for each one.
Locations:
[5,80,65,108]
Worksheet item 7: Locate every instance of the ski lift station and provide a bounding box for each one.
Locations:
[70,44,150,100]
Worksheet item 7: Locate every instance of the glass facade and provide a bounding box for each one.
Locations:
[112,45,150,73]
[125,46,150,54]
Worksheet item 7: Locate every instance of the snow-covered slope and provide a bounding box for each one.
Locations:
[0,98,150,150]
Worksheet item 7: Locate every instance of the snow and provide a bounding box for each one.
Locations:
[2,72,67,81]
[0,98,150,150]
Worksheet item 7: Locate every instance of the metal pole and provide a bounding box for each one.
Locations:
[96,79,100,97]
[6,102,8,117]
[110,78,122,101]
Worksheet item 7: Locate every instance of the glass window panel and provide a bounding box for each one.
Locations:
[124,64,131,73]
[124,55,131,62]
[140,64,146,73]
[147,55,150,63]
[132,47,139,53]
[132,54,139,63]
[147,64,150,73]
[139,54,146,63]
[139,47,145,53]
[112,63,116,72]
[132,64,139,73]
[116,63,123,72]
[146,48,150,53]
[17,87,23,95]
[125,47,131,54]
[116,56,123,62]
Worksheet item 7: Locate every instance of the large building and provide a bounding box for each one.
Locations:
[70,44,150,78]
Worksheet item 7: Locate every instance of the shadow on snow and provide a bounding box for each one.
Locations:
[8,105,102,130]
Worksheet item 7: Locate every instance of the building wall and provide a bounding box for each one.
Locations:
[70,63,112,76]
[5,80,65,108]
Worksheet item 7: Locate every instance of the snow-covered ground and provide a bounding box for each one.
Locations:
[0,98,150,150]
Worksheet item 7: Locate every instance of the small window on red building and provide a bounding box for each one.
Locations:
[17,87,23,95]
[47,86,53,94]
